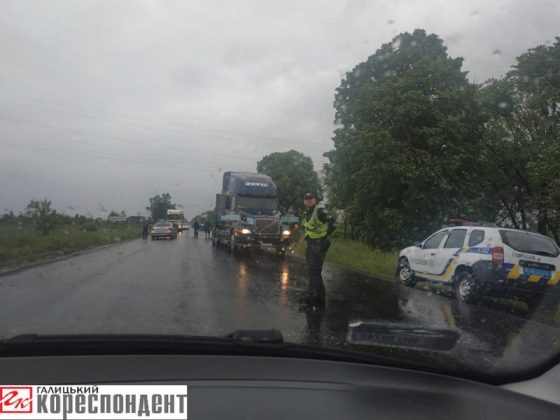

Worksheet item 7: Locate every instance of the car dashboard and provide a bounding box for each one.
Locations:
[1,354,559,419]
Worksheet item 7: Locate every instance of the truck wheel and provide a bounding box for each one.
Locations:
[454,271,481,304]
[396,258,416,287]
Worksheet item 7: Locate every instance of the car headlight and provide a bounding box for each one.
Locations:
[282,230,291,236]
[241,228,251,235]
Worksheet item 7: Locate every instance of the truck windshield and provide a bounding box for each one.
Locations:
[236,196,277,213]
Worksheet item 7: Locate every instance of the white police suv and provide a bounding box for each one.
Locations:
[397,220,560,310]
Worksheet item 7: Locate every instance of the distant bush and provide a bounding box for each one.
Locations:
[83,223,98,232]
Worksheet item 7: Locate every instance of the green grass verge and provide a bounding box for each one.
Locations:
[0,223,141,268]
[292,237,398,279]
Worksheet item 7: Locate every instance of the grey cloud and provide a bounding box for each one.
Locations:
[1,0,559,218]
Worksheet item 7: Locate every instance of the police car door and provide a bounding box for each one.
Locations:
[435,228,468,282]
[411,230,449,276]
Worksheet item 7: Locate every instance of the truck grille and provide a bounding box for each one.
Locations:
[255,218,280,234]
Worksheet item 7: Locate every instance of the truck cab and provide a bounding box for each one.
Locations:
[213,172,294,255]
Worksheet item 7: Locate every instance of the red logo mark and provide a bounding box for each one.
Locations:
[0,387,33,413]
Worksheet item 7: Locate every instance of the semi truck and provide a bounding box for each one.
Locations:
[213,172,297,255]
[166,209,185,231]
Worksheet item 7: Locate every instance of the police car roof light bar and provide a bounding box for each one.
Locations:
[446,218,497,227]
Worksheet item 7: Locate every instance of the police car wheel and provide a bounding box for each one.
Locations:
[454,271,481,304]
[396,258,416,287]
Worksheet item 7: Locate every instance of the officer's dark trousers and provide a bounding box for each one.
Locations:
[305,238,330,300]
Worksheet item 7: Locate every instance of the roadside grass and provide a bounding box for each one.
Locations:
[291,236,398,279]
[0,223,140,268]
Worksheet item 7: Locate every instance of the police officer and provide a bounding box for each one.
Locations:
[302,192,335,305]
[141,220,149,240]
[192,220,200,238]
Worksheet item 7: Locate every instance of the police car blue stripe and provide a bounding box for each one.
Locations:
[466,247,493,255]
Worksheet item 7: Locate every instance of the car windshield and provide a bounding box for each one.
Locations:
[500,230,560,257]
[2,0,560,384]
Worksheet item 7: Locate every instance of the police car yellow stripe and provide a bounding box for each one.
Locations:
[506,263,560,285]
[548,272,560,286]
[507,265,521,279]
[528,275,541,283]
[417,250,560,285]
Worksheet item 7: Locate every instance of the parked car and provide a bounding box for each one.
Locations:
[151,222,177,240]
[397,221,560,310]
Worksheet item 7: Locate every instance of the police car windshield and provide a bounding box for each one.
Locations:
[499,230,560,257]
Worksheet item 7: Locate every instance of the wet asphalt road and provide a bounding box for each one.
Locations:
[1,232,560,375]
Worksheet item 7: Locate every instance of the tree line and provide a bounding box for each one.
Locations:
[323,29,560,250]
[257,29,560,251]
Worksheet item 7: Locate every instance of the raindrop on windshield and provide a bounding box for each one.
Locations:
[498,101,508,109]
[387,19,394,25]
[492,49,502,57]
[392,37,402,50]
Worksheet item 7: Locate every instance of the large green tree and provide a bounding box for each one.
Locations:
[479,38,560,241]
[146,193,175,221]
[26,199,57,235]
[257,150,322,214]
[325,29,489,250]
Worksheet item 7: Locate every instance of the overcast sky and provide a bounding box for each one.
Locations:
[1,0,559,219]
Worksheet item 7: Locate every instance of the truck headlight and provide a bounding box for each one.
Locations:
[282,230,291,236]
[241,228,251,235]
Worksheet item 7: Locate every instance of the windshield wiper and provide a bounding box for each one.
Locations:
[0,330,429,374]
[0,330,284,354]
[2,330,524,384]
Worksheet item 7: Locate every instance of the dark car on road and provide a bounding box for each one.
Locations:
[151,222,178,240]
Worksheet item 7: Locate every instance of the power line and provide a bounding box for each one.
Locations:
[0,93,330,154]
[0,115,255,171]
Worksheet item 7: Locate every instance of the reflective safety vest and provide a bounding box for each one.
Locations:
[303,206,328,239]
